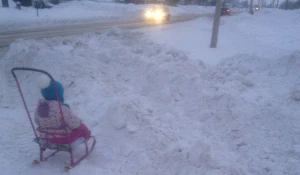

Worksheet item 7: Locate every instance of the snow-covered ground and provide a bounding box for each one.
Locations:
[1,2,300,175]
[0,0,214,31]
[141,8,300,65]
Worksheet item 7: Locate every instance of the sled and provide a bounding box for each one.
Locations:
[11,67,96,169]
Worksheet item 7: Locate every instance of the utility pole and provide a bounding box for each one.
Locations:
[210,0,222,48]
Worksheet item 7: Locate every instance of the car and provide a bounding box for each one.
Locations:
[221,7,231,16]
[253,5,260,11]
[144,6,170,23]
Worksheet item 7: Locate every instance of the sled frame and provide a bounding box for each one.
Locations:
[11,67,96,168]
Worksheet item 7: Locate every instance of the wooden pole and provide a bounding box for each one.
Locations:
[210,0,222,48]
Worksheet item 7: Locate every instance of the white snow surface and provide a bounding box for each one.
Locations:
[1,3,300,175]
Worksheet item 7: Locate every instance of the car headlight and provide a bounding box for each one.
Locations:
[154,10,165,20]
[145,10,152,19]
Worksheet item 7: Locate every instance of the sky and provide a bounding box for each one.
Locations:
[1,1,300,175]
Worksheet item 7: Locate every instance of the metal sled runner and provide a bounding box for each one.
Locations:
[11,67,96,169]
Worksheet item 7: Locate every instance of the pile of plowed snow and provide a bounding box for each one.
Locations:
[1,29,300,174]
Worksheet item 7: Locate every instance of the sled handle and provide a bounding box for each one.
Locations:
[11,67,54,81]
[11,67,67,143]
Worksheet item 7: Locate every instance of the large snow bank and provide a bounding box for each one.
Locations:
[1,26,300,174]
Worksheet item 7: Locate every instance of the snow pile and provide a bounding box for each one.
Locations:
[1,24,300,174]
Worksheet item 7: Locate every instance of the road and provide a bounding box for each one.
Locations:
[0,14,212,58]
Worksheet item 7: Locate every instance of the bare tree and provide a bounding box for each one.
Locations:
[249,0,254,14]
[210,0,222,48]
[2,0,9,7]
[271,0,275,7]
[261,0,265,7]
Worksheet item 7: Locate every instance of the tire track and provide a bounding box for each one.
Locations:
[0,14,211,57]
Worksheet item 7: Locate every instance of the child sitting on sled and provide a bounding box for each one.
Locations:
[34,75,91,147]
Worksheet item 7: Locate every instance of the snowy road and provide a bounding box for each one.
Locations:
[0,13,211,58]
[0,14,210,50]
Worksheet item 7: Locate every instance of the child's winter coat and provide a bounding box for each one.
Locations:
[34,76,91,144]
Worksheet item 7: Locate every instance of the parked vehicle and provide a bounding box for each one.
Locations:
[221,7,231,16]
[253,5,260,11]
